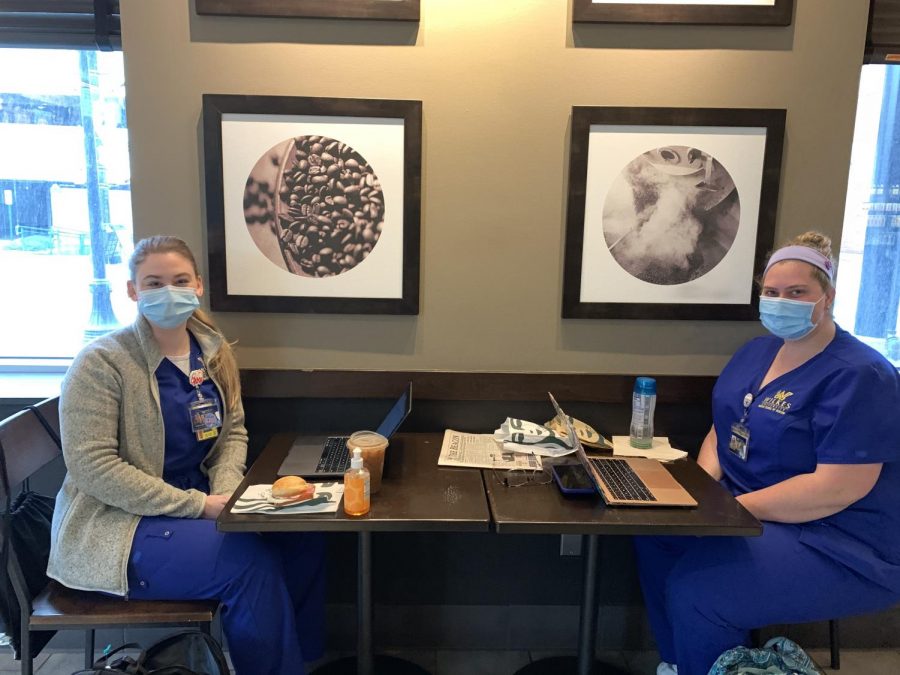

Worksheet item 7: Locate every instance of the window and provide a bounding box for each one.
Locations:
[0,48,135,365]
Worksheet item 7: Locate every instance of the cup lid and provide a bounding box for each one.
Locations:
[348,430,388,446]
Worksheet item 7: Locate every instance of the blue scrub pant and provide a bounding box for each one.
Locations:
[127,517,325,675]
[634,524,900,675]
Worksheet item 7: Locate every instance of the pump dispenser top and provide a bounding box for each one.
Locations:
[350,447,364,469]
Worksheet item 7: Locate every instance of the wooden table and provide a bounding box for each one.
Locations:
[218,432,490,675]
[486,459,762,675]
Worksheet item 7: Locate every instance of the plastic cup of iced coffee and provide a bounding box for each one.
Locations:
[348,430,389,494]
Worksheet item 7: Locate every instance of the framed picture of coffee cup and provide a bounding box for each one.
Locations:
[562,107,785,320]
[572,0,793,26]
[202,94,422,314]
[195,0,420,21]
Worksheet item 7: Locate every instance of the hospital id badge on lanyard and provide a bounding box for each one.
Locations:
[728,392,753,461]
[188,363,221,441]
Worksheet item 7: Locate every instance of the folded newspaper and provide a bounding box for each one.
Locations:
[493,418,576,458]
[231,482,344,514]
[438,430,543,470]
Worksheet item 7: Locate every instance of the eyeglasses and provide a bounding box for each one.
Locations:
[493,468,553,489]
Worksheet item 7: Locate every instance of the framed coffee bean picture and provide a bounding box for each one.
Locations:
[195,0,420,21]
[202,94,422,314]
[561,106,785,320]
[572,0,793,26]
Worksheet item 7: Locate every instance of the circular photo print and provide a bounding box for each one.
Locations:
[243,135,384,278]
[601,146,740,286]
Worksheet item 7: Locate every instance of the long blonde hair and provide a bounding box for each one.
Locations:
[130,236,241,412]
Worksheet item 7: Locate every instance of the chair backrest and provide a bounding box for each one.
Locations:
[0,398,61,660]
[29,397,61,448]
[0,397,62,502]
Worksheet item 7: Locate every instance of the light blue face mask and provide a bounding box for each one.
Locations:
[758,295,825,341]
[137,285,199,329]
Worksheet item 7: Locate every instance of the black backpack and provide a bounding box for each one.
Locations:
[72,631,230,675]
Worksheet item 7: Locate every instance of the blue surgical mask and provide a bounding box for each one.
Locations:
[138,285,199,329]
[759,295,825,341]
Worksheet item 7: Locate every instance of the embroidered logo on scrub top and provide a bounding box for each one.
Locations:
[757,390,794,415]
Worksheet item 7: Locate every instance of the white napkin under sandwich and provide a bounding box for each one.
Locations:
[231,482,344,514]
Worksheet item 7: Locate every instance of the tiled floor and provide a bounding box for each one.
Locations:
[3,648,900,674]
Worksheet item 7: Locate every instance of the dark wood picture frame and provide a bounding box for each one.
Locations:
[195,0,420,21]
[202,94,422,314]
[562,106,785,321]
[572,0,793,26]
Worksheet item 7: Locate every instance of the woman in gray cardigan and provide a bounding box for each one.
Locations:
[48,236,324,675]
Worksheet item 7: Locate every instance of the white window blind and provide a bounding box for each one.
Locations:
[0,1,120,50]
[869,0,900,63]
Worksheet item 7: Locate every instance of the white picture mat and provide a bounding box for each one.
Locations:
[592,1,775,5]
[580,124,768,305]
[221,113,405,299]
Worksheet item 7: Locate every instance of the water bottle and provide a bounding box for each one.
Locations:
[629,377,656,449]
[886,330,900,361]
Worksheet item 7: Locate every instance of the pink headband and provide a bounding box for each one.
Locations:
[764,245,834,283]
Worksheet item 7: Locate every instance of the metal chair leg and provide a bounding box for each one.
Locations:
[20,627,32,675]
[829,619,840,670]
[84,629,95,669]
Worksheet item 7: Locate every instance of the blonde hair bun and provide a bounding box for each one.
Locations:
[790,231,833,259]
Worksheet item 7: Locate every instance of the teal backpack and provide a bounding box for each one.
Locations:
[708,637,825,675]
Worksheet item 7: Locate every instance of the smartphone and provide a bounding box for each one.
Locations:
[551,463,597,496]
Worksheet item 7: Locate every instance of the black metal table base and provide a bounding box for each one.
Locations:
[514,656,631,675]
[311,655,431,675]
[312,531,432,675]
[514,535,628,675]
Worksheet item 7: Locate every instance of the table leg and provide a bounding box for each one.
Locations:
[577,534,601,675]
[311,531,430,675]
[514,535,630,675]
[359,530,373,675]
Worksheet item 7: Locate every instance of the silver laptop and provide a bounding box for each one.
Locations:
[277,383,412,478]
[548,393,696,508]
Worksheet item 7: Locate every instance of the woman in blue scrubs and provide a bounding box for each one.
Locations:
[634,232,900,675]
[51,236,324,675]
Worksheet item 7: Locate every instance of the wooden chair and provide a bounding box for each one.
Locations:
[0,397,219,675]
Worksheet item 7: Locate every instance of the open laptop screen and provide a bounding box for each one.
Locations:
[376,383,412,439]
[548,392,597,485]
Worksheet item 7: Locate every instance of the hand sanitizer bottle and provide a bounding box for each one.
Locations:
[343,447,370,516]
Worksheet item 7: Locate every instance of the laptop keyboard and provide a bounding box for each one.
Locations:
[315,436,351,473]
[590,458,656,502]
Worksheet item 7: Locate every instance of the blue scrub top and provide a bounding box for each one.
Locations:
[154,332,220,493]
[713,326,900,591]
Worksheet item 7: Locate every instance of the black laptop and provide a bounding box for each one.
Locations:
[276,383,412,478]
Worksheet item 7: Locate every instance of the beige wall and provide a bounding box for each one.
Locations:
[120,0,869,375]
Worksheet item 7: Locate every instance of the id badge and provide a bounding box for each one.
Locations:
[189,396,222,440]
[729,422,750,461]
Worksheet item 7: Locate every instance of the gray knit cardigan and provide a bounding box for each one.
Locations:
[47,316,247,595]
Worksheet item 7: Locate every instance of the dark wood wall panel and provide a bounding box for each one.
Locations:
[240,370,716,404]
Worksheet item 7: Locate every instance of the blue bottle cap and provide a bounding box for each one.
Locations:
[634,377,656,395]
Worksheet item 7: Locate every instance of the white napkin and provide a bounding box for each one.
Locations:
[231,482,344,514]
[611,436,687,462]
